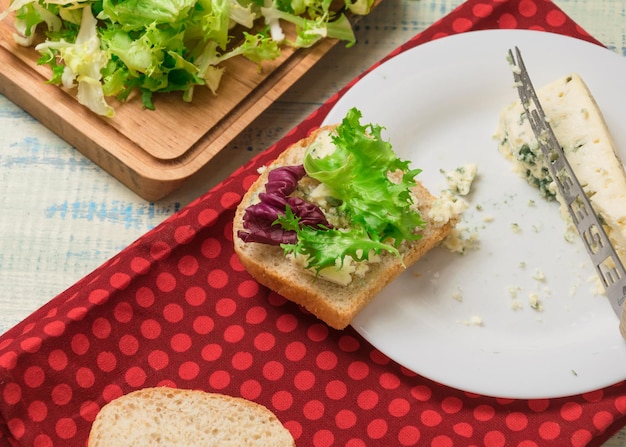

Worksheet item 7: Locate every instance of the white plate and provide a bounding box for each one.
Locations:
[322,29,626,399]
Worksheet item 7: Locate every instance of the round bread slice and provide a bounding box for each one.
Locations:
[87,387,295,447]
[233,126,456,330]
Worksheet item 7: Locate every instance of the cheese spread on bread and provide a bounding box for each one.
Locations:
[496,73,626,263]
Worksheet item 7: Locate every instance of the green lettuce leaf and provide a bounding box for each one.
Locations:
[304,107,425,246]
[99,0,196,30]
[277,206,399,272]
[35,6,114,117]
[345,0,373,16]
[273,108,426,273]
[260,0,355,48]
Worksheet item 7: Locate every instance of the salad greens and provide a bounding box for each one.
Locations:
[304,107,425,247]
[0,0,373,116]
[276,204,401,272]
[287,108,425,271]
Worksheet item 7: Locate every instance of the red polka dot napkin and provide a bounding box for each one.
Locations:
[2,1,626,446]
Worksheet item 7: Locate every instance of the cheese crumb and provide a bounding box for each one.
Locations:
[462,315,484,326]
[442,226,479,254]
[508,285,521,298]
[452,286,463,302]
[529,292,543,311]
[428,190,470,225]
[532,269,546,282]
[511,299,523,311]
[443,164,478,196]
[430,163,479,225]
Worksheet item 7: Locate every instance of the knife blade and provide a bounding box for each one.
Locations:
[508,47,626,340]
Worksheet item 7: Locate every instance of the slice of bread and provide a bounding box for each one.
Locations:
[87,387,295,447]
[233,125,455,329]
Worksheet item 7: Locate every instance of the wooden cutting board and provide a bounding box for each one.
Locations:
[0,2,373,200]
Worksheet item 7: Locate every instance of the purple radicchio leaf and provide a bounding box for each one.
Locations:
[238,165,333,245]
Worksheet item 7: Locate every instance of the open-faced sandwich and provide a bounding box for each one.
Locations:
[233,108,458,329]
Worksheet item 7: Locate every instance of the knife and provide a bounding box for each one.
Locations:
[508,47,626,340]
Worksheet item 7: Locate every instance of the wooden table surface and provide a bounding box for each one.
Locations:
[1,0,625,445]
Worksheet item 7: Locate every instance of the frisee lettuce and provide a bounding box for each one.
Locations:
[304,107,426,246]
[36,6,114,117]
[1,0,373,116]
[277,205,400,272]
[275,107,426,273]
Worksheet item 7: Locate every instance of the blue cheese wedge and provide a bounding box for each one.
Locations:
[496,73,626,262]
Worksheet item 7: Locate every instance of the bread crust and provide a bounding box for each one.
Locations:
[233,126,455,329]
